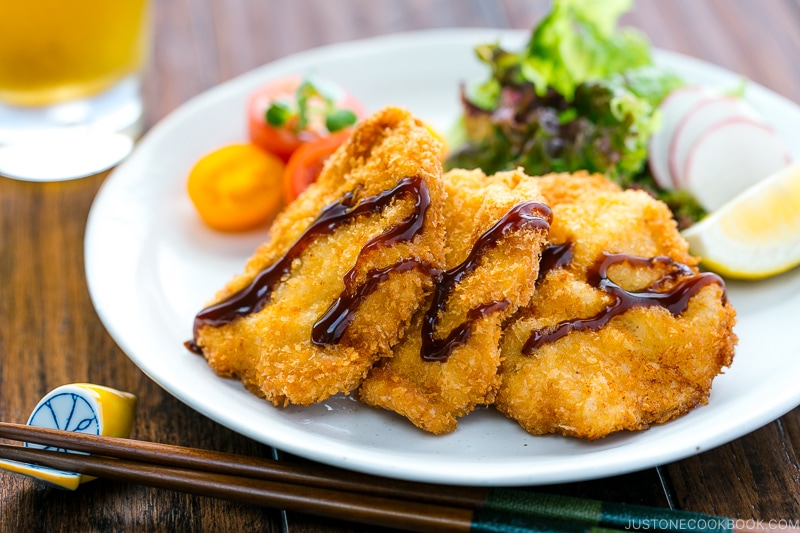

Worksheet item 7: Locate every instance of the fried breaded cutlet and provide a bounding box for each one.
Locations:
[191,106,448,406]
[496,173,737,440]
[358,168,551,434]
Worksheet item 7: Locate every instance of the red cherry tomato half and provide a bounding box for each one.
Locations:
[283,129,352,203]
[247,75,366,162]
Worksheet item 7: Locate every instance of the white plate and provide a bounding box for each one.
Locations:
[85,29,800,486]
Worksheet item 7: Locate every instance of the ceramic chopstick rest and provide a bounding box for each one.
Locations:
[0,383,137,489]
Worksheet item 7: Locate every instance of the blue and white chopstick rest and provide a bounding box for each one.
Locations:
[0,383,137,489]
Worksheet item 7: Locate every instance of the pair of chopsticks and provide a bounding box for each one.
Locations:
[0,423,790,533]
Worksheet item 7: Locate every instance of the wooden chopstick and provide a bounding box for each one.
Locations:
[0,440,602,533]
[0,423,793,533]
[0,422,485,509]
[0,442,479,533]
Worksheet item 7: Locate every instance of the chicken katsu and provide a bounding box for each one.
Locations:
[187,105,736,439]
[358,168,551,434]
[495,173,737,440]
[189,106,448,406]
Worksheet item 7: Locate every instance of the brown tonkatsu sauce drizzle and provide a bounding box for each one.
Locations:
[537,241,574,283]
[420,201,552,362]
[522,252,726,354]
[310,176,434,345]
[190,176,430,348]
[311,258,436,345]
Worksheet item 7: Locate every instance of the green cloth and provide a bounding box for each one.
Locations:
[482,490,734,533]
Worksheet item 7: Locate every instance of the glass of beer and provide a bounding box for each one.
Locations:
[0,0,151,146]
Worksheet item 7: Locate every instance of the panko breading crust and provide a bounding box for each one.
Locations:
[496,173,737,440]
[193,107,447,406]
[189,105,737,440]
[358,168,551,434]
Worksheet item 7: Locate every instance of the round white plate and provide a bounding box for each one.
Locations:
[85,29,800,486]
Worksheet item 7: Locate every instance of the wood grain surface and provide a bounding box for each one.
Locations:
[1,1,799,531]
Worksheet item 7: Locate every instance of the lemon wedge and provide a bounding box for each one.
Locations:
[681,161,800,280]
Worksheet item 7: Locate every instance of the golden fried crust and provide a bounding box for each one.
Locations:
[194,106,447,406]
[534,171,622,206]
[496,176,737,440]
[358,168,550,434]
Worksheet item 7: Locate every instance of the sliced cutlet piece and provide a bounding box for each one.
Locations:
[497,174,737,440]
[359,168,551,434]
[190,107,448,406]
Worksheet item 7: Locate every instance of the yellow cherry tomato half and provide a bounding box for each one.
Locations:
[187,143,285,232]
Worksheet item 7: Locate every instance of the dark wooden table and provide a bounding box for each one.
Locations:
[2,1,799,531]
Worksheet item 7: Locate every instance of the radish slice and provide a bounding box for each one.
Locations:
[669,95,762,189]
[683,117,791,211]
[649,85,715,190]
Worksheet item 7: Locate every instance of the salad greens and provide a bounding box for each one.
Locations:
[445,0,704,226]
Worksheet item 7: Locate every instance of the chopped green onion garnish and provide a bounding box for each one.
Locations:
[325,109,357,132]
[266,101,293,127]
[265,75,358,134]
